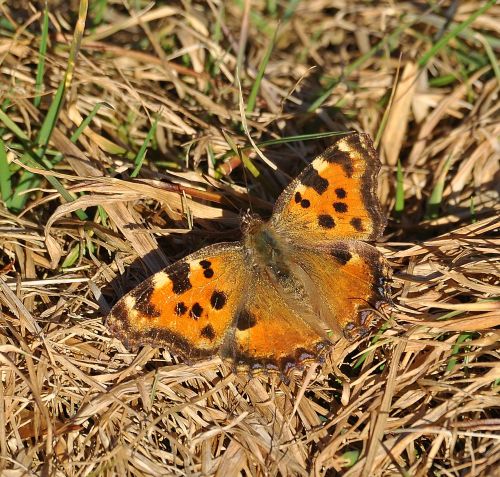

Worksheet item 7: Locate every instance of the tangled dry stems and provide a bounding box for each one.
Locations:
[0,1,499,476]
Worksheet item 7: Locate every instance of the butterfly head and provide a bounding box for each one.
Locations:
[240,210,266,237]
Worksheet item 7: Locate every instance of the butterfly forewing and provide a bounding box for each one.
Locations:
[107,243,247,359]
[271,133,386,243]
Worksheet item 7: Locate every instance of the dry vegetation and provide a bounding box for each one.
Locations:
[0,0,499,476]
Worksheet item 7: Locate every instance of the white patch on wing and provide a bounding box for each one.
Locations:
[152,271,170,288]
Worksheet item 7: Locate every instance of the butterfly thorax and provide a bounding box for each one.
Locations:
[243,218,285,270]
[243,216,307,301]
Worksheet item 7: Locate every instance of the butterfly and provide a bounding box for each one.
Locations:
[107,133,391,377]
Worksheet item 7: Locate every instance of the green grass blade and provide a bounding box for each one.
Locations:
[341,450,360,468]
[4,76,88,219]
[7,150,86,220]
[257,131,346,148]
[239,151,261,178]
[216,131,347,163]
[0,138,12,204]
[36,81,66,150]
[266,0,277,16]
[415,11,500,50]
[478,34,500,87]
[418,0,497,68]
[130,115,158,178]
[425,157,451,219]
[97,205,109,227]
[446,333,473,372]
[395,159,405,214]
[0,103,86,216]
[90,0,108,26]
[34,5,49,108]
[429,74,459,87]
[221,129,260,178]
[233,0,274,35]
[71,103,104,142]
[0,108,29,140]
[282,0,301,22]
[61,243,81,268]
[246,26,278,114]
[353,321,391,369]
[7,157,39,212]
[11,0,90,218]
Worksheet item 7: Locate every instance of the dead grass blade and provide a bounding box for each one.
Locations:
[0,1,498,476]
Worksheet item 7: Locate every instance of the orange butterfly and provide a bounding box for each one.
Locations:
[107,133,391,376]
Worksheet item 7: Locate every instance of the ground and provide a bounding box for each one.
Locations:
[0,1,499,476]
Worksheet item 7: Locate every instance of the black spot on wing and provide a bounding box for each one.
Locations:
[295,192,312,207]
[300,168,329,195]
[199,259,215,279]
[318,214,335,229]
[350,217,364,232]
[333,202,348,213]
[236,309,257,331]
[335,188,347,198]
[130,281,160,318]
[201,324,216,340]
[331,247,352,265]
[190,302,203,320]
[174,302,188,316]
[210,290,227,310]
[168,262,192,294]
[322,143,354,177]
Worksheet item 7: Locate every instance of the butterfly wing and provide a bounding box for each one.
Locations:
[220,272,331,376]
[271,133,386,243]
[108,241,331,375]
[107,243,247,359]
[291,240,391,339]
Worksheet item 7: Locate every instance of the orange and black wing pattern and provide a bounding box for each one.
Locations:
[292,241,391,339]
[221,274,331,376]
[107,243,247,360]
[272,133,386,243]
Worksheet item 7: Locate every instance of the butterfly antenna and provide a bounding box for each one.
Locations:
[239,147,254,215]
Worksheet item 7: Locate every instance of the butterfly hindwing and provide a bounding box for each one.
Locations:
[271,133,386,243]
[292,240,391,339]
[108,241,332,374]
[221,273,331,375]
[107,243,247,359]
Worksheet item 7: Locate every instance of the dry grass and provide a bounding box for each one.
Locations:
[1,1,499,476]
